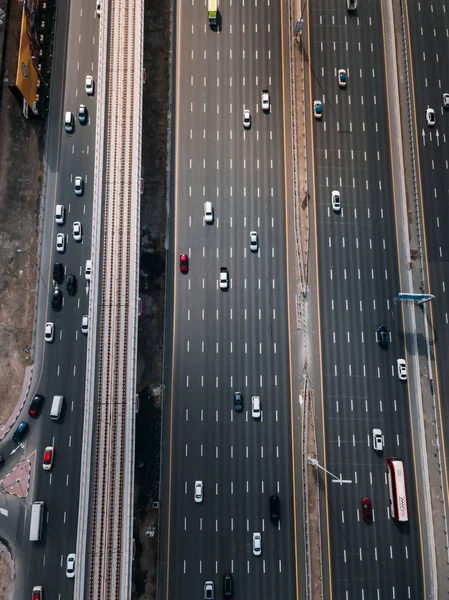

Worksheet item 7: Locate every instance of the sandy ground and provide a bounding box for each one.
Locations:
[0,544,14,600]
[0,0,44,427]
[0,0,45,591]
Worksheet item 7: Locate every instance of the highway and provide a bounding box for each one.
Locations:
[4,0,101,594]
[309,0,424,597]
[406,0,449,475]
[159,2,298,599]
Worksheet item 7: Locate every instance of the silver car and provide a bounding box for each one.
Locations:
[249,231,258,252]
[397,358,407,380]
[194,480,203,503]
[66,553,76,578]
[243,109,251,129]
[44,322,55,343]
[204,581,215,600]
[252,532,262,556]
[74,176,84,196]
[73,221,82,242]
[204,202,214,224]
[331,190,341,212]
[56,233,65,253]
[81,315,89,335]
[85,75,95,95]
[372,428,384,452]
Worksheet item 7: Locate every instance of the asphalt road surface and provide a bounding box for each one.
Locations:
[406,0,449,486]
[309,1,424,597]
[159,2,298,600]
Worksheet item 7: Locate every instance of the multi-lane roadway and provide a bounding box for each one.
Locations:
[406,0,449,474]
[309,0,424,597]
[159,2,299,599]
[5,0,100,595]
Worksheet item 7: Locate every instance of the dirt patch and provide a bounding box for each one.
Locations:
[0,0,45,431]
[132,0,171,597]
[0,542,14,600]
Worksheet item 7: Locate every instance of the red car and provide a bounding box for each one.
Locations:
[42,446,54,471]
[32,586,43,600]
[361,497,373,523]
[180,254,189,274]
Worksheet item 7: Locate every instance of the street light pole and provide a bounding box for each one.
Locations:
[307,457,352,484]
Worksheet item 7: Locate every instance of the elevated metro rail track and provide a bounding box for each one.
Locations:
[74,0,143,594]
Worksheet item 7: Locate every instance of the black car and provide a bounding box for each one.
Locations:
[234,391,243,412]
[52,287,62,311]
[270,495,280,523]
[223,573,233,597]
[53,262,64,284]
[12,421,28,444]
[66,274,77,296]
[377,325,388,348]
[28,394,43,417]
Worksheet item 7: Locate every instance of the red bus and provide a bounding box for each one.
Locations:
[386,457,408,522]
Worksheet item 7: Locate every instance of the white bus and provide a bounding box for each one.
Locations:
[29,501,45,541]
[387,458,408,522]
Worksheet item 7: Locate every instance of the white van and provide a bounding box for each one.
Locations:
[55,205,65,225]
[50,395,64,420]
[64,111,74,132]
[251,396,261,419]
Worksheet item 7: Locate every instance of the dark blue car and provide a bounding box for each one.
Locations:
[12,421,28,444]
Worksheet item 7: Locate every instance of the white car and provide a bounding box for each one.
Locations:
[243,109,251,129]
[261,89,270,112]
[249,231,258,252]
[85,259,92,280]
[55,204,65,225]
[81,315,89,335]
[426,107,435,126]
[194,480,203,503]
[74,176,84,196]
[56,233,65,253]
[251,396,261,419]
[331,190,341,212]
[313,100,323,119]
[66,553,76,578]
[44,322,54,343]
[219,267,229,290]
[96,0,101,15]
[85,75,95,95]
[372,428,384,452]
[253,532,262,556]
[204,581,214,600]
[204,201,214,224]
[338,69,347,87]
[73,221,82,242]
[443,93,449,108]
[397,358,407,381]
